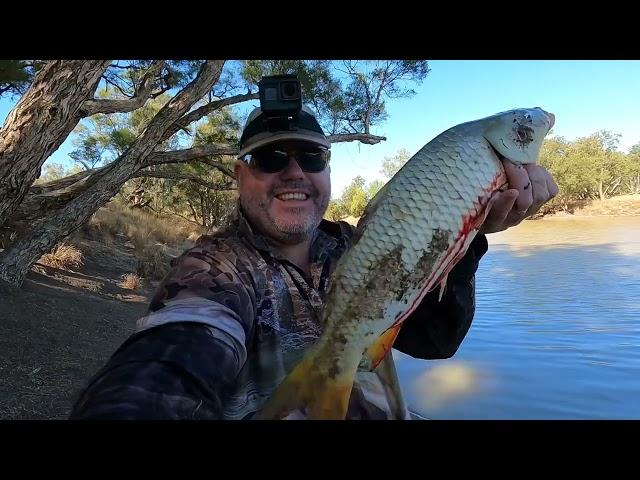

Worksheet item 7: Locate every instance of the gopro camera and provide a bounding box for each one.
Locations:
[258,74,302,118]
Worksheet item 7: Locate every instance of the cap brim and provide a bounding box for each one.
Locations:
[238,131,331,158]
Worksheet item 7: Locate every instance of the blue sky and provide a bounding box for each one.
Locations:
[2,60,639,198]
[327,60,640,196]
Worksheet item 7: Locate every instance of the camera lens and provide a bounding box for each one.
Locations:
[281,82,298,99]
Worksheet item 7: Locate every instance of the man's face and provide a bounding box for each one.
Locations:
[235,140,331,245]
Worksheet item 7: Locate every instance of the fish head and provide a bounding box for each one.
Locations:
[483,107,555,165]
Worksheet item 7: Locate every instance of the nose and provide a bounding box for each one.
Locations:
[537,107,555,129]
[280,155,305,180]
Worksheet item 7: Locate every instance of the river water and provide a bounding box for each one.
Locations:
[395,216,640,419]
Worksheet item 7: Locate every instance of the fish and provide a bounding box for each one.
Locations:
[256,107,555,420]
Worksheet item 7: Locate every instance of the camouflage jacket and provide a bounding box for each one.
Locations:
[70,207,488,420]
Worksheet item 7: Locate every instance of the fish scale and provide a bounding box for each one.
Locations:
[257,107,555,420]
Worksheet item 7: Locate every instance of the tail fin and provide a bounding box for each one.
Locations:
[256,351,356,420]
[361,322,403,372]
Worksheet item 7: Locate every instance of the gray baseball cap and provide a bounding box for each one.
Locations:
[238,105,331,158]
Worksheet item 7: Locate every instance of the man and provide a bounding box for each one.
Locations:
[70,103,558,420]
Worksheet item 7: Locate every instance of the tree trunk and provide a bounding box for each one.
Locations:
[187,199,200,225]
[0,61,224,286]
[604,177,621,198]
[598,168,605,200]
[199,192,206,228]
[0,60,111,227]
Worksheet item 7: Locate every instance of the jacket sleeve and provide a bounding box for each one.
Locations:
[69,322,244,420]
[70,237,258,420]
[392,233,488,359]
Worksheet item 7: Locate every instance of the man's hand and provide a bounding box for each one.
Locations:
[479,162,559,235]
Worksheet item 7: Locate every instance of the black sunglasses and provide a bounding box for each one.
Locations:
[243,146,331,173]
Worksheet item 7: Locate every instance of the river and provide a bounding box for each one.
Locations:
[395,216,640,419]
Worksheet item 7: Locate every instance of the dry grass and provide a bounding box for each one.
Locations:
[187,231,202,242]
[38,243,84,271]
[85,203,204,279]
[545,194,640,218]
[136,244,172,281]
[572,194,640,216]
[118,273,141,290]
[88,204,203,246]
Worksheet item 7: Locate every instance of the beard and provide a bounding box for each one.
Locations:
[240,181,330,245]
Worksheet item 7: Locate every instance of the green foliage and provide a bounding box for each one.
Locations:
[325,200,348,222]
[327,175,388,220]
[367,179,386,199]
[0,60,38,98]
[130,94,170,131]
[113,106,242,228]
[380,148,411,179]
[68,120,112,169]
[38,163,67,182]
[328,130,640,221]
[0,60,29,83]
[69,94,176,170]
[540,130,640,207]
[109,128,137,154]
[241,60,429,136]
[193,107,241,146]
[10,59,431,232]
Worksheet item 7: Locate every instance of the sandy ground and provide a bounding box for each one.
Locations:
[0,234,154,419]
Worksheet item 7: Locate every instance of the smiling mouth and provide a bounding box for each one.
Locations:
[275,192,310,201]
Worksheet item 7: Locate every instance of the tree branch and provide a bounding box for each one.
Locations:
[150,84,171,99]
[198,158,237,180]
[327,133,386,145]
[31,132,382,209]
[102,75,131,98]
[110,63,143,70]
[29,142,238,201]
[162,91,258,141]
[82,61,165,115]
[145,144,237,174]
[134,170,236,191]
[28,167,101,195]
[186,199,200,224]
[174,208,202,226]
